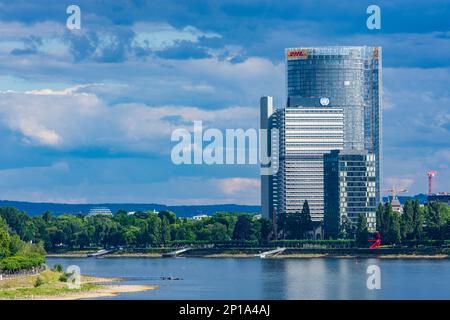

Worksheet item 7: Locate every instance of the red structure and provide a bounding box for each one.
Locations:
[427,170,437,195]
[368,232,381,249]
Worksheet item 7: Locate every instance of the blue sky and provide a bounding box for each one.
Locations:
[0,0,449,204]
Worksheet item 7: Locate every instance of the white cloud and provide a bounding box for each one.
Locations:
[216,177,260,196]
[0,86,259,152]
[132,22,221,51]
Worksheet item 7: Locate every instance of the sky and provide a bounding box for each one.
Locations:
[0,0,449,205]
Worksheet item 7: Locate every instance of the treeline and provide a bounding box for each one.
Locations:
[0,216,45,271]
[0,207,272,251]
[353,200,450,244]
[1,199,449,254]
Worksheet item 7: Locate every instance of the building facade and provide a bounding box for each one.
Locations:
[278,106,344,221]
[324,150,377,238]
[285,46,382,204]
[261,98,344,221]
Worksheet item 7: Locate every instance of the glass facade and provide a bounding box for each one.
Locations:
[324,150,377,238]
[285,46,382,204]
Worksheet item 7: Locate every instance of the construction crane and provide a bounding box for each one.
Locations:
[384,187,408,213]
[427,170,437,195]
[385,187,408,201]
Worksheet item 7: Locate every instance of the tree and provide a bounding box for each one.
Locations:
[158,211,177,224]
[210,223,229,241]
[300,201,313,238]
[386,212,401,244]
[161,217,171,245]
[232,215,252,240]
[259,218,272,243]
[285,212,302,239]
[424,201,450,240]
[401,200,414,240]
[338,216,355,239]
[412,200,424,240]
[356,214,369,246]
[0,218,11,258]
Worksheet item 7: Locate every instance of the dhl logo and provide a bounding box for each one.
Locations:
[287,49,308,59]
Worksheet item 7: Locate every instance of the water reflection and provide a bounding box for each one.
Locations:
[46,257,450,300]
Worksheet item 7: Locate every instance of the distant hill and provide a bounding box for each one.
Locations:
[0,200,261,217]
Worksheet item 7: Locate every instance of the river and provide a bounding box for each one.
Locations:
[46,257,450,300]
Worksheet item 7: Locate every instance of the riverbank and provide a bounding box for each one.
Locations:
[0,269,158,300]
[46,247,450,260]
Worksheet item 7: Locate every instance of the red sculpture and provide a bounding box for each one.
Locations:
[368,231,381,249]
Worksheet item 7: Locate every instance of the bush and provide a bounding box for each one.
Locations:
[0,253,45,271]
[59,273,69,282]
[53,263,63,272]
[34,276,44,287]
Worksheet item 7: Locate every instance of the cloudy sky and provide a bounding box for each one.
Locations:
[0,0,449,204]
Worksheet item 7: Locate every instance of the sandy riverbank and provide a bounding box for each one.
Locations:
[0,270,158,300]
[33,284,158,300]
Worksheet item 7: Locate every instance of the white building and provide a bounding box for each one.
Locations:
[192,214,209,220]
[261,97,344,221]
[88,207,113,216]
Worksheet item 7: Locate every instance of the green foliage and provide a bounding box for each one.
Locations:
[34,276,44,288]
[58,273,68,282]
[232,215,253,240]
[338,216,355,239]
[283,201,313,240]
[356,214,369,245]
[53,263,63,273]
[0,253,45,271]
[0,217,11,258]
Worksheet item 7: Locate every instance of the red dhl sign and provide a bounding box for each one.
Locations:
[287,49,308,59]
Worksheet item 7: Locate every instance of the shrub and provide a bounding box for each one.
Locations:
[0,253,45,271]
[53,263,63,272]
[59,273,69,282]
[34,276,44,287]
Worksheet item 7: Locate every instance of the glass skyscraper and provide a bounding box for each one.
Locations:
[323,150,377,238]
[285,46,382,204]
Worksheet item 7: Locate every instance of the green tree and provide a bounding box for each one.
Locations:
[424,201,448,240]
[386,211,401,244]
[259,218,272,243]
[300,200,312,238]
[412,200,424,240]
[401,200,414,240]
[356,214,369,246]
[338,216,355,239]
[158,211,177,224]
[161,217,171,245]
[209,222,229,241]
[285,212,302,239]
[0,217,11,258]
[232,215,252,240]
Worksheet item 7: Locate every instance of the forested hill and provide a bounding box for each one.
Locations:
[0,200,260,217]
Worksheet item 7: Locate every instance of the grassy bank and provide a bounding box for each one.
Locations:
[0,269,157,300]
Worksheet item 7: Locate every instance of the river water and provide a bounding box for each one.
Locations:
[46,257,450,300]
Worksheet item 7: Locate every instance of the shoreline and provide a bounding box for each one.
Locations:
[46,252,450,260]
[0,271,158,300]
[32,284,158,300]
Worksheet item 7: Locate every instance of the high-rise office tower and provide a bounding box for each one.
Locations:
[261,46,382,231]
[323,150,377,238]
[285,47,382,204]
[260,97,344,221]
[278,106,344,221]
